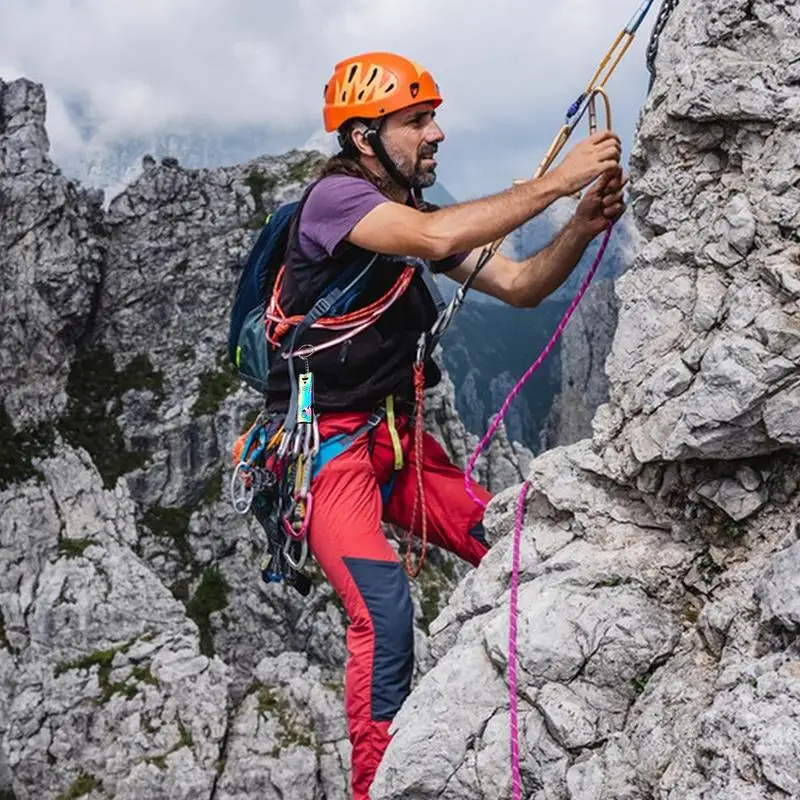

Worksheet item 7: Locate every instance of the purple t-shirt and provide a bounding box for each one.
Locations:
[297,175,469,272]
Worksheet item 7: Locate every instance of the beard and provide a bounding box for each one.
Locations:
[386,143,438,189]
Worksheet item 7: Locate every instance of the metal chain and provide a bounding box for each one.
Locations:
[646,0,680,90]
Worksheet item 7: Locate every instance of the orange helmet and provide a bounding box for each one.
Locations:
[323,52,442,132]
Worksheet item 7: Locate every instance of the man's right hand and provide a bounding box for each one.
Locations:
[553,131,622,196]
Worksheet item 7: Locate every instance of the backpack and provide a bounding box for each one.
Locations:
[227,201,301,394]
[228,187,387,396]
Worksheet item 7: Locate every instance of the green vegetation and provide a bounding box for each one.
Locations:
[144,502,232,657]
[0,406,56,490]
[58,347,164,488]
[53,636,159,705]
[143,506,193,565]
[175,344,195,363]
[184,566,231,657]
[202,467,223,505]
[1,346,164,491]
[244,169,279,229]
[143,715,195,771]
[55,773,103,800]
[57,538,93,559]
[254,686,313,752]
[417,562,454,635]
[285,151,324,185]
[191,352,240,418]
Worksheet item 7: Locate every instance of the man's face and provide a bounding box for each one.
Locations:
[380,102,445,189]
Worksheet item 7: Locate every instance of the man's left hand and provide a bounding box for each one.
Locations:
[574,165,628,239]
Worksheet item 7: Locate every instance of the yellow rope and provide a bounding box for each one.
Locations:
[385,395,404,471]
[493,20,634,262]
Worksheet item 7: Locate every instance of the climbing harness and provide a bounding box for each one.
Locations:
[445,1,659,795]
[647,0,681,91]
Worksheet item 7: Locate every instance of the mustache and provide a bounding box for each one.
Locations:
[418,144,438,159]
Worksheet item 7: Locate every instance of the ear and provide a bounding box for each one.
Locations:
[349,124,375,158]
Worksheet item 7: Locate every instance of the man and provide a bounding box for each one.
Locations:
[266,51,625,799]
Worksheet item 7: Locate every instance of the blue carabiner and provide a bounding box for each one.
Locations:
[241,424,268,468]
[625,0,657,34]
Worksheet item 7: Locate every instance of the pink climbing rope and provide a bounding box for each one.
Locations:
[463,222,615,796]
[464,222,614,510]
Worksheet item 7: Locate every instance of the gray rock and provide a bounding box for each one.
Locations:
[695,475,767,521]
[756,542,800,633]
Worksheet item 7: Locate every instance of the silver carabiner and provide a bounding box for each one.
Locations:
[302,421,313,458]
[230,462,255,514]
[311,414,320,458]
[292,426,304,458]
[283,536,308,571]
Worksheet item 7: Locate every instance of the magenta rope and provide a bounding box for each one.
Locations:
[464,223,614,510]
[462,222,614,795]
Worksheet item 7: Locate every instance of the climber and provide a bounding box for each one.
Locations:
[265,51,626,799]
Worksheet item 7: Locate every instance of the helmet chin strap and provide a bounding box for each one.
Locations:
[365,118,423,207]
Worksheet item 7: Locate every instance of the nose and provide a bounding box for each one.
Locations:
[429,119,445,143]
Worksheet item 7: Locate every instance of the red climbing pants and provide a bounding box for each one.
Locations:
[307,410,491,799]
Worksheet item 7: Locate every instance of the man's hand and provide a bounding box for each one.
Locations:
[573,166,628,239]
[552,131,622,196]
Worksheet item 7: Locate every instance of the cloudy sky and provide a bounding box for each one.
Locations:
[1,0,661,199]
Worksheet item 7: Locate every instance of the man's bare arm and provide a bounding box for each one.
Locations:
[443,221,595,308]
[345,131,622,261]
[443,168,627,308]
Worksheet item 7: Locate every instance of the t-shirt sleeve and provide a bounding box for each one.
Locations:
[298,175,389,262]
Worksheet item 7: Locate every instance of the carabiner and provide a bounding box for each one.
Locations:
[283,536,308,571]
[230,461,255,514]
[281,492,313,540]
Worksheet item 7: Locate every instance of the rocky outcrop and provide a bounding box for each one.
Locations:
[0,76,530,800]
[0,79,106,427]
[540,279,619,450]
[372,1,800,798]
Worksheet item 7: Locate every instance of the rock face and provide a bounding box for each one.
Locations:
[0,77,530,799]
[539,279,620,450]
[370,1,800,798]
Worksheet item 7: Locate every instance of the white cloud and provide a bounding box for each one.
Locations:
[0,0,659,197]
